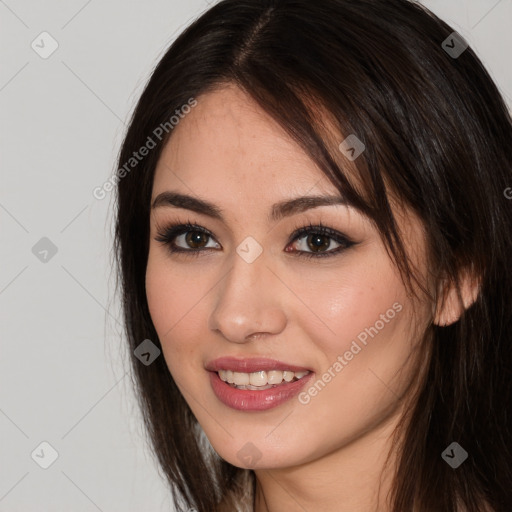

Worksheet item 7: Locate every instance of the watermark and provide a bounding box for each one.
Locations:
[504,187,512,200]
[31,441,59,469]
[298,301,403,405]
[236,236,263,263]
[92,97,198,200]
[31,31,59,59]
[32,236,58,263]
[441,442,468,469]
[338,133,365,161]
[236,441,263,468]
[134,339,161,366]
[441,31,469,59]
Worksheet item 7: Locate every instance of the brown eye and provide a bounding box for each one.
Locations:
[306,234,331,252]
[185,231,210,249]
[286,224,356,259]
[154,222,221,254]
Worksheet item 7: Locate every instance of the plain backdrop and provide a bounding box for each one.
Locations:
[1,1,511,510]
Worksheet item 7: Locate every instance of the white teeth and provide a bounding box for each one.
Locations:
[249,371,267,386]
[233,372,250,386]
[217,369,310,388]
[282,371,294,382]
[267,370,283,384]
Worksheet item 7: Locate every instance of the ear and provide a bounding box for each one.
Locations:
[433,267,481,327]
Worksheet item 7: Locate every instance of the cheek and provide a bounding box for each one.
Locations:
[290,252,408,358]
[269,264,417,462]
[145,256,207,373]
[285,254,418,421]
[145,257,175,336]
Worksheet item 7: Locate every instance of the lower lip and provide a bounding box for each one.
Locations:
[209,371,314,411]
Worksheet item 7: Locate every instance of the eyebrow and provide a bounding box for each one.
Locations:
[151,191,350,222]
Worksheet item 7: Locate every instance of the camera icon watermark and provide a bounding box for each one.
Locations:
[236,236,263,264]
[31,32,59,59]
[32,237,58,263]
[442,31,469,59]
[339,134,365,161]
[31,441,59,469]
[134,339,161,366]
[441,441,468,469]
[236,442,262,468]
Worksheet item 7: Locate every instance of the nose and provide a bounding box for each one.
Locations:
[208,252,287,344]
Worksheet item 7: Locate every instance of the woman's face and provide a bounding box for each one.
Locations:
[146,84,432,470]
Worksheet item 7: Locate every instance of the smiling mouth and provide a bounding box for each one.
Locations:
[217,369,311,390]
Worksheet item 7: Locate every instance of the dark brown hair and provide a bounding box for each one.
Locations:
[113,0,512,510]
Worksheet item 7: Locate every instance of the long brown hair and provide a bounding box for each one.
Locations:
[113,0,512,510]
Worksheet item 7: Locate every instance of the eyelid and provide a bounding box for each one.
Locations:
[153,221,218,254]
[286,220,354,246]
[284,221,356,259]
[154,219,356,258]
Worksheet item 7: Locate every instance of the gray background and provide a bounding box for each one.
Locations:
[1,1,511,511]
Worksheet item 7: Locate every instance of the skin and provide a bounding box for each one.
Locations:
[145,84,475,511]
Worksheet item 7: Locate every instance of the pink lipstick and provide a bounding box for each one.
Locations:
[206,357,314,411]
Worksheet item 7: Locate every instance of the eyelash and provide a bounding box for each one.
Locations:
[154,219,356,259]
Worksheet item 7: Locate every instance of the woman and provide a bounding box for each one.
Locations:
[113,0,512,510]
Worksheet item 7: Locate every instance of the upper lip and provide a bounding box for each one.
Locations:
[205,356,311,373]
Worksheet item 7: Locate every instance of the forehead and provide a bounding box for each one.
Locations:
[152,84,339,207]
